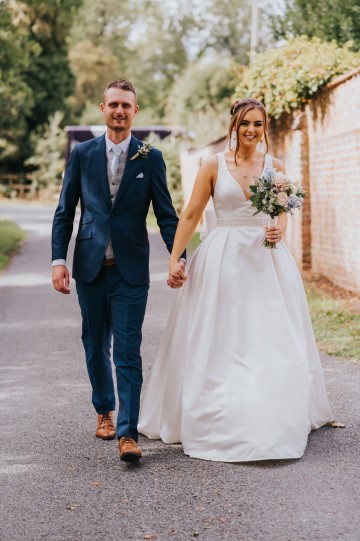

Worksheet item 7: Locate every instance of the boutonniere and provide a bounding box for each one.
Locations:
[130,142,152,161]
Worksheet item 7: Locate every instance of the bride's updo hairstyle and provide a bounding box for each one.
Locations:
[229,98,269,165]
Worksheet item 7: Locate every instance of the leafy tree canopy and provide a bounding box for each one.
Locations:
[271,0,360,51]
[68,0,190,118]
[166,58,239,145]
[0,2,34,164]
[67,0,259,120]
[22,0,82,129]
[0,0,81,168]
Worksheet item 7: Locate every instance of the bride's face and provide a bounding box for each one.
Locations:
[237,108,264,148]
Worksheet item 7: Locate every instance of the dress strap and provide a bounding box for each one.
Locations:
[217,152,227,179]
[264,153,273,168]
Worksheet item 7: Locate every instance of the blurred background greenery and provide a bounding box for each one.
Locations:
[0,0,360,196]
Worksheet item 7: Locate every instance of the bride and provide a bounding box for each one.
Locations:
[138,98,334,462]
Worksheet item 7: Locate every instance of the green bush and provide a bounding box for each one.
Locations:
[146,133,188,214]
[0,220,26,270]
[235,36,360,119]
[25,111,67,197]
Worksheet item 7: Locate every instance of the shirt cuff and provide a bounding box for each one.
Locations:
[52,259,66,267]
[179,258,186,264]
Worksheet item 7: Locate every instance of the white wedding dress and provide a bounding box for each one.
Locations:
[138,152,333,462]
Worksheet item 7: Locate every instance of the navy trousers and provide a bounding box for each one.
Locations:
[76,265,149,441]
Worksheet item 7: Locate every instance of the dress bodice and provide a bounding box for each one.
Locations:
[212,152,273,226]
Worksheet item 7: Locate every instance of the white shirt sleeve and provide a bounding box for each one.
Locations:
[52,259,66,267]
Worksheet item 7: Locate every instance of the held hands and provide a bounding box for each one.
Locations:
[52,265,71,294]
[264,225,283,244]
[167,258,187,289]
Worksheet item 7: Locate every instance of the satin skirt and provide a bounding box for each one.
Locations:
[138,226,333,462]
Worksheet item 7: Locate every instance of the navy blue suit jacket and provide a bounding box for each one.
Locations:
[52,134,184,286]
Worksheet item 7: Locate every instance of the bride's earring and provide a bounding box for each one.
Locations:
[230,130,237,150]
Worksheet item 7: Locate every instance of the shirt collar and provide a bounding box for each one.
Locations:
[105,133,132,154]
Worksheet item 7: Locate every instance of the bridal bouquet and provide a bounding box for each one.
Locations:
[248,168,306,249]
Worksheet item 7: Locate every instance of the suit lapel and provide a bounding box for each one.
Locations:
[93,135,112,208]
[112,135,142,209]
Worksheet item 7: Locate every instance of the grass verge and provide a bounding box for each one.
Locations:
[0,219,26,271]
[304,278,360,361]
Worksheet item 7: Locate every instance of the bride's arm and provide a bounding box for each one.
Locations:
[169,156,216,274]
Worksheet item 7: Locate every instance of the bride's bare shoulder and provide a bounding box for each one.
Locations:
[201,154,219,167]
[198,154,219,175]
[271,156,286,173]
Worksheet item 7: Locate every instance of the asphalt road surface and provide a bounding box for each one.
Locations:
[0,203,359,541]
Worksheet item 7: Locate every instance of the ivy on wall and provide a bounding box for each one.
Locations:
[235,36,360,119]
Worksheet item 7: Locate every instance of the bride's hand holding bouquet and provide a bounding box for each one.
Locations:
[248,168,306,249]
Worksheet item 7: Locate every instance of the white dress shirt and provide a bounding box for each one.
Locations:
[105,133,131,167]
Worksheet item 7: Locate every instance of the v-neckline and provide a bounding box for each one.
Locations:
[222,152,266,202]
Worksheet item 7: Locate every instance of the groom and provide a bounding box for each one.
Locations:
[52,79,185,461]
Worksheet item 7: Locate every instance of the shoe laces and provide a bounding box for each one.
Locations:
[99,412,113,425]
[121,436,136,444]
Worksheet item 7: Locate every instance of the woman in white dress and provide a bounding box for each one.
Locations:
[138,98,334,462]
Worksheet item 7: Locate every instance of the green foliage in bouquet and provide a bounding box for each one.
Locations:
[235,36,360,119]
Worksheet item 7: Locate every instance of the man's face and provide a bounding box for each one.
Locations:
[100,87,139,133]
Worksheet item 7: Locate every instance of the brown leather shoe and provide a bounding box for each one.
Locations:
[119,437,142,462]
[96,412,116,440]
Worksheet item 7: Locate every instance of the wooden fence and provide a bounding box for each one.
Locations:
[0,174,36,199]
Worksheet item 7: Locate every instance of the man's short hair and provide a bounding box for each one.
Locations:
[103,80,137,100]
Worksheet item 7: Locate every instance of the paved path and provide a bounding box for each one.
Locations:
[0,203,359,541]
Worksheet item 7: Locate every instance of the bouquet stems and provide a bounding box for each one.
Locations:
[262,216,278,249]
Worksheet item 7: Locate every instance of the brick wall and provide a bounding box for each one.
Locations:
[270,69,360,292]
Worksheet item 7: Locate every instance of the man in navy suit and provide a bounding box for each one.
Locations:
[52,80,185,461]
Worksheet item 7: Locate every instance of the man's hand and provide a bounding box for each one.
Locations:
[52,265,71,294]
[167,259,187,289]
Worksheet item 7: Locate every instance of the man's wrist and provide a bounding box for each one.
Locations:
[169,256,186,264]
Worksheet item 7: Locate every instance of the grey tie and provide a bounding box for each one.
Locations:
[111,146,123,175]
